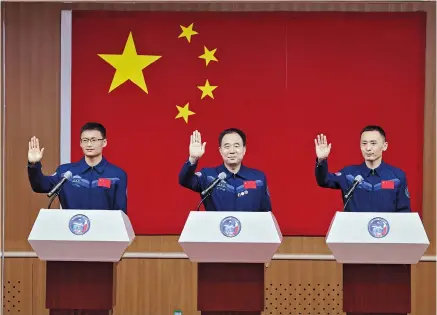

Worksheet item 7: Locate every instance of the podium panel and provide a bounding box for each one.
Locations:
[179,211,282,315]
[326,211,428,315]
[28,209,135,314]
[343,264,410,315]
[28,209,135,262]
[179,211,282,263]
[198,263,264,312]
[326,212,429,264]
[46,261,116,310]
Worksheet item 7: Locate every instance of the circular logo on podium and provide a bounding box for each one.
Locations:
[220,216,241,237]
[69,214,91,235]
[368,217,390,238]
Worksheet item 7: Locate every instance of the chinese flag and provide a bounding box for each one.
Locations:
[71,11,425,235]
[97,178,111,189]
[244,181,257,190]
[381,180,395,190]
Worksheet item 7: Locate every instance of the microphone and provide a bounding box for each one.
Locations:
[196,172,227,211]
[342,175,363,212]
[47,171,72,198]
[201,172,227,196]
[344,175,363,200]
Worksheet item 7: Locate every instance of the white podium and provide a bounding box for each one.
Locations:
[178,211,282,314]
[326,211,430,315]
[28,209,135,315]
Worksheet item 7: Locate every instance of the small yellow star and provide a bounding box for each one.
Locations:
[98,32,161,93]
[199,46,218,66]
[175,103,195,123]
[197,79,218,99]
[178,23,199,43]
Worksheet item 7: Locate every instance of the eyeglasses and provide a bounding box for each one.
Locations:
[81,138,104,145]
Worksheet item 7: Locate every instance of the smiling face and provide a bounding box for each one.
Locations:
[80,129,107,158]
[219,132,246,167]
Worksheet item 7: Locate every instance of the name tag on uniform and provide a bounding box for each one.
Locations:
[381,180,394,190]
[243,181,257,189]
[98,178,111,188]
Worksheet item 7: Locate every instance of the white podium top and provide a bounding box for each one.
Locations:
[28,209,135,262]
[178,211,283,263]
[326,211,430,264]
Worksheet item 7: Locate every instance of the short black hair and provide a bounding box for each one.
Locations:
[219,128,246,147]
[361,125,386,141]
[80,122,106,139]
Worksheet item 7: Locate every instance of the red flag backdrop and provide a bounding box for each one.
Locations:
[71,11,425,235]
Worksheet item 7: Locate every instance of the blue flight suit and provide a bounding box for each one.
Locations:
[28,156,128,213]
[179,160,272,212]
[315,159,411,212]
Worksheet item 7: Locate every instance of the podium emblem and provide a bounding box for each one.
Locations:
[368,217,390,238]
[69,214,91,235]
[220,216,241,237]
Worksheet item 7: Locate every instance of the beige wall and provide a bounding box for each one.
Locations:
[2,2,435,315]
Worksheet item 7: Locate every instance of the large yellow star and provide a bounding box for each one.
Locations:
[199,46,218,66]
[197,79,218,99]
[175,103,195,123]
[178,23,198,43]
[98,32,162,93]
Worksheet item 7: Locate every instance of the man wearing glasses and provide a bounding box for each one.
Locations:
[27,122,128,213]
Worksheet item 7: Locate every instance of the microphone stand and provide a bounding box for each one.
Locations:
[196,173,227,211]
[343,194,352,212]
[47,191,59,209]
[196,190,213,211]
[342,176,363,212]
[343,184,359,212]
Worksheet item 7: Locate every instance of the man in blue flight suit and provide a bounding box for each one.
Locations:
[27,122,128,213]
[179,128,271,212]
[314,125,411,212]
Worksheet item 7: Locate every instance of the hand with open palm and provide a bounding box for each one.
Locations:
[314,134,331,162]
[189,130,206,164]
[28,136,45,164]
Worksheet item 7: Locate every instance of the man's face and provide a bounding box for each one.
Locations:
[360,130,387,162]
[80,130,107,158]
[219,133,246,166]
